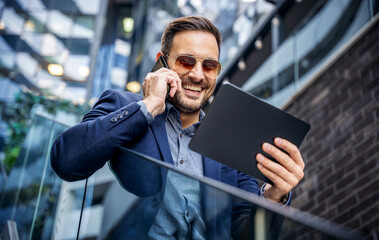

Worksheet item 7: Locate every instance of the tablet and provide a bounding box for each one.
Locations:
[189,82,310,183]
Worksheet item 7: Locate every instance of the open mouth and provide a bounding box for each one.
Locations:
[183,84,202,92]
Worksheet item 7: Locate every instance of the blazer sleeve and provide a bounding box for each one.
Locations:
[50,90,149,181]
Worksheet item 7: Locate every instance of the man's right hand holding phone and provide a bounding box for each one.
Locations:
[142,68,182,117]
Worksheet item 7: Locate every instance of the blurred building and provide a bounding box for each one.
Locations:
[0,0,378,239]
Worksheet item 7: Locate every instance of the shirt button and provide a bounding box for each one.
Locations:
[111,117,118,123]
[186,211,190,217]
[122,110,129,116]
[117,113,123,119]
[179,133,183,138]
[151,198,159,207]
[179,160,184,165]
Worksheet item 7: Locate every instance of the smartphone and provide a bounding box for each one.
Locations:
[151,55,169,72]
[151,55,171,95]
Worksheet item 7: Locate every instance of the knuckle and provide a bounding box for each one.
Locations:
[275,165,283,175]
[291,146,300,155]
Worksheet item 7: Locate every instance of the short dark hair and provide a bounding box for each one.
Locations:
[161,16,222,56]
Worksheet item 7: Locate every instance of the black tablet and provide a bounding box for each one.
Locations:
[189,82,310,183]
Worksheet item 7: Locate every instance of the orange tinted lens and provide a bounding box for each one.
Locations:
[176,56,196,72]
[203,60,220,77]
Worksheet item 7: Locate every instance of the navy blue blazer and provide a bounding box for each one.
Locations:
[51,89,282,239]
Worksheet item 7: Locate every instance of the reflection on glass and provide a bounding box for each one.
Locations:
[76,148,360,240]
[0,115,84,240]
[62,87,86,104]
[75,0,102,15]
[64,55,90,81]
[47,10,73,38]
[19,33,44,53]
[40,33,67,56]
[16,52,39,77]
[27,0,48,10]
[24,11,48,33]
[0,51,15,70]
[72,16,94,38]
[1,8,26,34]
[242,0,371,107]
[35,69,66,94]
[68,39,90,55]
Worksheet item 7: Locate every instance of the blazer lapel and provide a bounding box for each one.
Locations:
[203,156,221,181]
[150,113,174,165]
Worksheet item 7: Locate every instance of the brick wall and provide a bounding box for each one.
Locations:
[283,18,379,238]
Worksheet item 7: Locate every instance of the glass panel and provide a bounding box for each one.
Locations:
[72,16,95,38]
[294,0,371,89]
[242,36,296,107]
[0,114,86,239]
[35,69,66,95]
[64,54,90,82]
[68,38,90,55]
[47,10,73,38]
[75,0,102,15]
[27,0,48,10]
[0,77,20,102]
[1,8,26,34]
[19,33,44,53]
[241,0,372,107]
[0,35,16,51]
[15,52,39,77]
[77,148,365,239]
[61,87,86,104]
[0,51,15,70]
[24,11,48,33]
[40,33,68,56]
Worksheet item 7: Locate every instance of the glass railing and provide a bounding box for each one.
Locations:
[76,147,366,240]
[0,114,88,240]
[241,0,375,107]
[0,114,368,239]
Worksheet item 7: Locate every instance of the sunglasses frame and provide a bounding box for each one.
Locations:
[163,52,222,78]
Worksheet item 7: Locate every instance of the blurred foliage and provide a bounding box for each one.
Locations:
[2,90,89,172]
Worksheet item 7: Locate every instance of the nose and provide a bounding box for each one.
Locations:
[188,61,204,82]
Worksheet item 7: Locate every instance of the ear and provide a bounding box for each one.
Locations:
[155,52,164,61]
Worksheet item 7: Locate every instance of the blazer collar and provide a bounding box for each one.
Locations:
[150,113,174,165]
[203,156,221,181]
[150,110,221,181]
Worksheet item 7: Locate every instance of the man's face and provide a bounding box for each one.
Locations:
[167,30,219,114]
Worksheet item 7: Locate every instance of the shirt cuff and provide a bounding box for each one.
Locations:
[259,183,291,206]
[137,100,154,124]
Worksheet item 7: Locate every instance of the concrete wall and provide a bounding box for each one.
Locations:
[283,17,379,238]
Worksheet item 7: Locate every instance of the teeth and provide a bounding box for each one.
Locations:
[183,84,202,92]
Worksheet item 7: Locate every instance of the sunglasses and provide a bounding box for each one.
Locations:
[164,53,222,78]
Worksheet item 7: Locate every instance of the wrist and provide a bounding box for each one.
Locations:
[142,97,164,117]
[262,184,288,203]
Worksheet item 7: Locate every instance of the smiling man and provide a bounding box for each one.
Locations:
[51,16,305,239]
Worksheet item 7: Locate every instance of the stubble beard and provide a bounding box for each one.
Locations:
[168,92,209,114]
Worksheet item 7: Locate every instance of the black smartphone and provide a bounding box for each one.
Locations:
[151,55,169,72]
[151,55,171,95]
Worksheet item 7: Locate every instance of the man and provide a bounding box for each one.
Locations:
[51,16,305,239]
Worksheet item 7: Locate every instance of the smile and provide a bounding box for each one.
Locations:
[183,84,202,92]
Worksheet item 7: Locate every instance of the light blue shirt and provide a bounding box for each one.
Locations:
[146,102,206,239]
[136,100,290,239]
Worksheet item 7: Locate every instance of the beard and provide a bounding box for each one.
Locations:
[168,94,208,113]
[168,90,209,113]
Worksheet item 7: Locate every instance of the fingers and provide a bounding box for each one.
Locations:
[145,68,181,98]
[256,138,305,195]
[274,138,305,170]
[256,155,300,193]
[166,73,182,97]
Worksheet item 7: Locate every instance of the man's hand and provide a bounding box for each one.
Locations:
[142,68,182,117]
[256,137,305,203]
